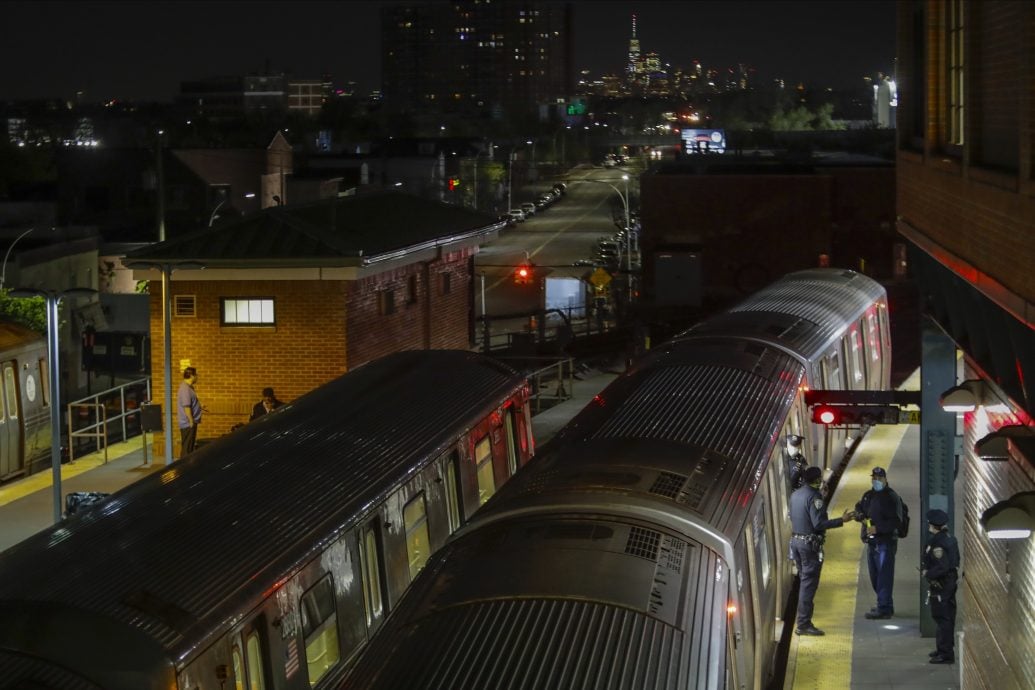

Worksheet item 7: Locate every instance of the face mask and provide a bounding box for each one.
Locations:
[872,479,885,491]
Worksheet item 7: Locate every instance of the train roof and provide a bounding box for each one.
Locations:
[0,350,524,662]
[677,268,886,362]
[486,337,803,541]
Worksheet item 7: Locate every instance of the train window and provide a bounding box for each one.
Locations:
[403,493,431,579]
[3,365,16,419]
[474,436,495,506]
[444,454,462,532]
[38,358,49,406]
[822,352,841,390]
[360,525,383,626]
[504,409,518,475]
[300,575,341,686]
[232,644,245,690]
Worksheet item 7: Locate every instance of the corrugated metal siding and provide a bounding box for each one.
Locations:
[0,650,102,690]
[961,410,1035,690]
[0,351,522,658]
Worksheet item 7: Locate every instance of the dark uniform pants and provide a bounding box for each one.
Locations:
[931,589,957,659]
[791,538,822,628]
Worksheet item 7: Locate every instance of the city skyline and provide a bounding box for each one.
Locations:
[0,1,896,102]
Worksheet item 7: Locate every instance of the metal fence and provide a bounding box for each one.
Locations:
[67,378,151,462]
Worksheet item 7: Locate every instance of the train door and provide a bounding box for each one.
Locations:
[744,496,777,688]
[231,617,270,690]
[862,308,884,389]
[504,409,519,476]
[359,520,387,636]
[845,324,865,390]
[0,361,19,477]
[442,451,463,534]
[474,436,495,507]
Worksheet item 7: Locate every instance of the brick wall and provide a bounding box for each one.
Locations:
[148,279,347,454]
[346,250,473,369]
[897,0,1035,307]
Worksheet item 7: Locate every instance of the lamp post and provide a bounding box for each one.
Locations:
[1,227,35,291]
[581,176,632,271]
[125,261,204,465]
[9,286,97,523]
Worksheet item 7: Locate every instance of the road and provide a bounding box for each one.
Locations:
[474,164,639,324]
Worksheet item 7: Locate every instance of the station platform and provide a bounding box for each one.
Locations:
[784,369,961,690]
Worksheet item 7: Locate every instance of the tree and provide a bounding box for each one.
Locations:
[0,290,47,332]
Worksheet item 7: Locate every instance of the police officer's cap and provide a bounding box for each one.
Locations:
[786,434,804,447]
[803,466,823,484]
[927,509,949,527]
[871,466,887,477]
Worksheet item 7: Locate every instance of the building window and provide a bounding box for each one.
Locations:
[221,298,275,326]
[947,0,965,148]
[378,290,396,316]
[407,275,418,304]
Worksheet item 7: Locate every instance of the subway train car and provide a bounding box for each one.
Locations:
[0,320,52,481]
[0,350,533,690]
[344,269,891,690]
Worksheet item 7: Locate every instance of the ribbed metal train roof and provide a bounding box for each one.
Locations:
[347,529,726,690]
[0,350,522,661]
[0,650,102,690]
[678,268,886,361]
[537,338,802,535]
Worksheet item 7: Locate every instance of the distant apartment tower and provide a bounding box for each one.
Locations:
[627,14,640,80]
[381,1,573,119]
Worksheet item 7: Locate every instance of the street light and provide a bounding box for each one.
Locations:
[124,261,204,466]
[581,176,632,272]
[1,227,35,291]
[9,286,97,523]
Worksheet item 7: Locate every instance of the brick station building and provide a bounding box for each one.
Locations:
[125,190,504,454]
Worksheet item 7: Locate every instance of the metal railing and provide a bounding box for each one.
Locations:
[527,357,575,413]
[67,378,151,463]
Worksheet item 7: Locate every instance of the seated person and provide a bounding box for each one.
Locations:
[250,387,284,421]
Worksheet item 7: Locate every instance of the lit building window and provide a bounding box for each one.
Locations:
[221,298,274,325]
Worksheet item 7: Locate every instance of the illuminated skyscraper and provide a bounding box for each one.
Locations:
[627,14,640,81]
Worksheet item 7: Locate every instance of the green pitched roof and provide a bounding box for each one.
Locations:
[126,191,503,268]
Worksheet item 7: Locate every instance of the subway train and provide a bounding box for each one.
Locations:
[344,269,891,690]
[0,350,534,690]
[0,321,52,481]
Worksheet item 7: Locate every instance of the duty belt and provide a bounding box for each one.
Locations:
[792,533,817,539]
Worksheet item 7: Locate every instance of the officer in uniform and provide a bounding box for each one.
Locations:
[923,509,959,664]
[789,465,855,635]
[785,434,809,491]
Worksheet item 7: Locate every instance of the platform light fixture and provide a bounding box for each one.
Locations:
[981,492,1035,540]
[974,424,1035,461]
[939,379,990,413]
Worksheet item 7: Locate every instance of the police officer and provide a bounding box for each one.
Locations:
[923,509,959,664]
[785,434,809,491]
[789,465,855,635]
[855,466,904,619]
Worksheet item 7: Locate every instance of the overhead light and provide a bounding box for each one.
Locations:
[939,379,989,413]
[975,424,1035,460]
[981,492,1035,539]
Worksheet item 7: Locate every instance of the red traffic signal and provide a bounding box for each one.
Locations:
[813,405,841,425]
[514,264,534,285]
[448,177,461,191]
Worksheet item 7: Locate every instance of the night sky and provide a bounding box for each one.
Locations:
[0,1,896,102]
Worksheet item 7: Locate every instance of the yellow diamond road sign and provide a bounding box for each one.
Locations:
[589,267,612,289]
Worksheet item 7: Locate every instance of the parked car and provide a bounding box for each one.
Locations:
[507,209,526,223]
[552,182,567,195]
[520,202,537,217]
